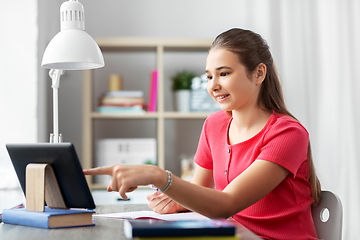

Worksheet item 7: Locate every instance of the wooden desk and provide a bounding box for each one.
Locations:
[0,204,261,240]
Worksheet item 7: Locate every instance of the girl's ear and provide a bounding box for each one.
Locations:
[255,63,266,85]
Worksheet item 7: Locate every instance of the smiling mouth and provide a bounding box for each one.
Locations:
[216,94,230,101]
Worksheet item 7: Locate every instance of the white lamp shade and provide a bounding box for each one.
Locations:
[42,29,104,70]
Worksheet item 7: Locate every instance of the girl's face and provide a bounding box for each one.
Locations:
[205,48,262,113]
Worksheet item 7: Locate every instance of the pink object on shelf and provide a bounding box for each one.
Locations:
[147,69,158,112]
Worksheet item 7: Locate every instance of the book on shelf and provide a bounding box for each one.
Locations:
[97,105,146,113]
[104,90,143,98]
[147,69,158,112]
[123,219,237,238]
[98,90,145,113]
[2,206,95,229]
[100,96,144,105]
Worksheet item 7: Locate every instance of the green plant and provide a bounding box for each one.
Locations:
[171,70,196,91]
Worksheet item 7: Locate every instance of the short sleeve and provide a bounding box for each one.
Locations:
[258,119,309,177]
[194,118,213,170]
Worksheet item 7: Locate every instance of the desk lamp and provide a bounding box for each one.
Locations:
[41,0,104,143]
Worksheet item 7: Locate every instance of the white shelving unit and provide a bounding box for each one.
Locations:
[82,38,213,188]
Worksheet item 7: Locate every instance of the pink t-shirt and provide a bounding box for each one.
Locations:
[194,111,318,240]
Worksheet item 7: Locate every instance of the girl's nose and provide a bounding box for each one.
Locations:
[208,78,220,92]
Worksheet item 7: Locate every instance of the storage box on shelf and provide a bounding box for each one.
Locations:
[82,38,214,189]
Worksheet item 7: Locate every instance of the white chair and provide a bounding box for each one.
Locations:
[312,190,343,240]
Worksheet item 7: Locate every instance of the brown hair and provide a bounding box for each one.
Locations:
[210,28,321,204]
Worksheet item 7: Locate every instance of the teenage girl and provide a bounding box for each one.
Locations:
[84,28,321,240]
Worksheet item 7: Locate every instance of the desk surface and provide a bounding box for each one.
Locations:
[0,204,260,240]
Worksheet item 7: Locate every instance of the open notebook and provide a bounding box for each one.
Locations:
[94,210,210,221]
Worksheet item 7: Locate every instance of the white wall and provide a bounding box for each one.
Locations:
[0,1,38,189]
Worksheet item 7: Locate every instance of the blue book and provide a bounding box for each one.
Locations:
[105,91,144,98]
[124,219,236,238]
[2,206,95,229]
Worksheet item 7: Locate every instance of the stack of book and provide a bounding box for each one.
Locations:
[124,219,239,240]
[97,90,145,113]
[2,206,95,229]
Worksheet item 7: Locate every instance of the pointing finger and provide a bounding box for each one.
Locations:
[119,186,128,200]
[83,166,113,176]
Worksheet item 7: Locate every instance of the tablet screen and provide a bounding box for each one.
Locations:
[6,143,95,209]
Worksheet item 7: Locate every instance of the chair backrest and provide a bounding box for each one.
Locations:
[311,190,343,240]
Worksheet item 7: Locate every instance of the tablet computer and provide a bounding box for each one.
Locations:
[6,143,95,209]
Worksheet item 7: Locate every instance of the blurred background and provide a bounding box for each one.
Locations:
[1,0,359,238]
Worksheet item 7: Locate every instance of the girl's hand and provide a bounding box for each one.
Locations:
[83,164,165,200]
[147,191,182,214]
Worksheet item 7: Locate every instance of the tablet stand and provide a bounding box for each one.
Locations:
[25,163,68,212]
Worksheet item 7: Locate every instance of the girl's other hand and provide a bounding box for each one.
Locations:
[146,191,181,214]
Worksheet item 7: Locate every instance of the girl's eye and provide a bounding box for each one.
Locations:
[206,75,213,80]
[220,72,229,77]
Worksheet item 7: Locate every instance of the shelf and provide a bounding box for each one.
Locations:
[96,37,213,51]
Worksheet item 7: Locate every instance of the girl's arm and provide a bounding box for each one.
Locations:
[163,160,289,218]
[83,159,288,218]
[191,164,214,188]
